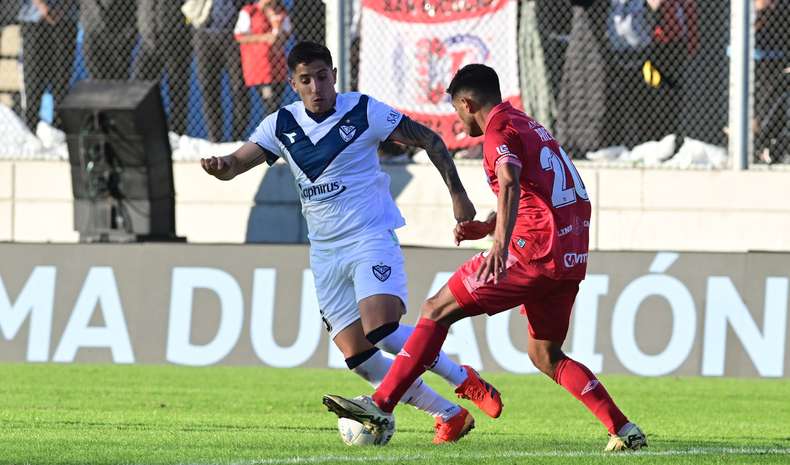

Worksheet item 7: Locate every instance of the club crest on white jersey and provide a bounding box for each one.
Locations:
[340,125,356,142]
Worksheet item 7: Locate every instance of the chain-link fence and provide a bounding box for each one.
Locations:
[0,1,787,165]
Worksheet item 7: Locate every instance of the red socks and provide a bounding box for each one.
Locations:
[553,357,629,435]
[370,321,629,434]
[372,318,448,413]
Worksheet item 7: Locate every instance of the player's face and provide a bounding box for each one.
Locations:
[451,95,483,137]
[289,60,338,115]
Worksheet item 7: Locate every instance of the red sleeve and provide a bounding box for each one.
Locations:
[485,128,525,175]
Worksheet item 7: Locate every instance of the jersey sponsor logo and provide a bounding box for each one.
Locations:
[339,125,356,142]
[558,225,573,237]
[496,144,511,155]
[581,380,599,395]
[517,238,526,248]
[397,349,410,357]
[372,263,391,282]
[284,132,298,144]
[299,181,347,202]
[564,252,588,268]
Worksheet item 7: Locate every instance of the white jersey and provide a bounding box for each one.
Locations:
[248,92,406,249]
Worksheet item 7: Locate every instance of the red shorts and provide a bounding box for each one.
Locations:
[447,251,581,342]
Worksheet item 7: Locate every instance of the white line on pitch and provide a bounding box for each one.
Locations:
[237,448,790,465]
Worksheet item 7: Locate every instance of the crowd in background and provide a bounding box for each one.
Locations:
[0,0,325,142]
[0,0,786,163]
[548,0,789,164]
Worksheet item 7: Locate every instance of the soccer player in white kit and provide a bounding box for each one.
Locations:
[200,42,503,442]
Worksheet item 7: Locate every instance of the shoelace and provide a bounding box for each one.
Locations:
[458,381,491,401]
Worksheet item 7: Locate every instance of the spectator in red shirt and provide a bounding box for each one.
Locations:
[234,0,292,116]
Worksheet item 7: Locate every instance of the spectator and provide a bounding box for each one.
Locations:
[17,0,79,132]
[193,0,250,142]
[605,0,653,149]
[234,0,291,117]
[79,0,137,80]
[133,0,192,136]
[642,0,699,151]
[754,0,790,163]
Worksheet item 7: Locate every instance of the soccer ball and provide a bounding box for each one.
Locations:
[337,416,396,446]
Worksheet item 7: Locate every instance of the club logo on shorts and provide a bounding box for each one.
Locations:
[372,263,391,282]
[339,125,356,142]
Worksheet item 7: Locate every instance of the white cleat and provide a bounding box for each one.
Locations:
[323,394,394,436]
[605,422,648,451]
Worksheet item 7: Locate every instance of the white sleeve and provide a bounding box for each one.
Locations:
[234,10,252,35]
[365,95,403,142]
[248,112,284,165]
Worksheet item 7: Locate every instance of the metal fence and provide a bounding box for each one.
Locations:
[0,1,787,165]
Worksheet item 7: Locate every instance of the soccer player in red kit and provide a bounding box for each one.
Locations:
[324,64,647,450]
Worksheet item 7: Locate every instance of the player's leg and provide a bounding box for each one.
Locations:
[351,231,475,394]
[332,318,463,423]
[330,284,474,442]
[371,249,514,418]
[360,296,467,391]
[325,233,473,441]
[315,243,465,440]
[524,279,647,451]
[371,284,469,412]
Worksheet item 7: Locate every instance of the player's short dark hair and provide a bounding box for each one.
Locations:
[287,41,333,73]
[446,64,502,105]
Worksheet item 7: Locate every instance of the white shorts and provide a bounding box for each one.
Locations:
[310,229,408,340]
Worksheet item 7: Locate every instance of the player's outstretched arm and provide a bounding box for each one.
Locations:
[200,141,267,181]
[388,117,476,222]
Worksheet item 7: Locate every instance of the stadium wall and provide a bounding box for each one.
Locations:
[2,159,790,251]
[0,243,788,379]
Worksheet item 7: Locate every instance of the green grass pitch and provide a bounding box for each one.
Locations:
[0,363,788,464]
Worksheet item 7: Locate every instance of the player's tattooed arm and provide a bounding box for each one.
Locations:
[388,117,476,222]
[389,117,465,194]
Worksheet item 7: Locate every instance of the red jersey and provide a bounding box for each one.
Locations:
[482,102,591,280]
[234,5,290,86]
